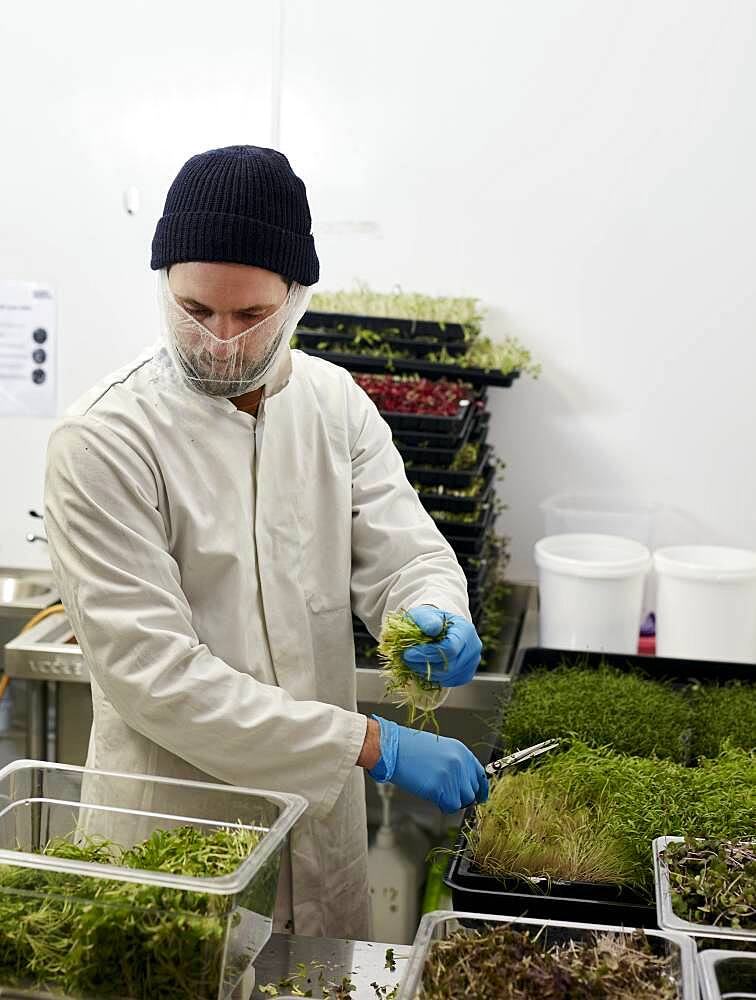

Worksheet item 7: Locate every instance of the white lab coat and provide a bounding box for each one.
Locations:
[44,342,470,939]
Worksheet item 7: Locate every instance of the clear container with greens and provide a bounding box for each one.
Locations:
[698,950,756,1000]
[654,836,756,944]
[0,759,306,999]
[397,910,697,1000]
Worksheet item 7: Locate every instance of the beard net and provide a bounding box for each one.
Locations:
[159,269,312,397]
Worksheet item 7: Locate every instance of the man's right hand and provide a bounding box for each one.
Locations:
[366,715,488,813]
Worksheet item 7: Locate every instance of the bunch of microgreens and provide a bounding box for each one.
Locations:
[0,824,271,999]
[664,837,756,930]
[467,742,756,895]
[500,664,693,763]
[420,923,677,1000]
[378,609,450,731]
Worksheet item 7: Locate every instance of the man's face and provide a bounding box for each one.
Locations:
[166,262,290,395]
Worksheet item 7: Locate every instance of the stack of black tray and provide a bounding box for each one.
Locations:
[297,307,518,661]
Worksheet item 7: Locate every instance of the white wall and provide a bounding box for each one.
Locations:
[281,0,756,577]
[1,0,755,579]
[0,0,274,567]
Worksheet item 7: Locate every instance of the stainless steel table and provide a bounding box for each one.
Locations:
[255,932,411,999]
[3,582,539,766]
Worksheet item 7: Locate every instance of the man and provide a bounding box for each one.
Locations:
[44,145,488,939]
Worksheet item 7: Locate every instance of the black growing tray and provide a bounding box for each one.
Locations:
[432,501,495,540]
[511,646,756,686]
[301,310,468,343]
[417,464,496,514]
[396,415,474,465]
[447,528,492,558]
[409,445,493,489]
[296,328,469,358]
[444,819,657,927]
[391,411,475,449]
[300,348,521,388]
[380,399,474,436]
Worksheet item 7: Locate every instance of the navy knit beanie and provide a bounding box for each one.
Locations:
[151,145,319,285]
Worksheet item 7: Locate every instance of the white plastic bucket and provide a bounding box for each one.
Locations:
[654,545,756,663]
[535,533,651,653]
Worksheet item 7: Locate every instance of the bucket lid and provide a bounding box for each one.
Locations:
[653,545,756,581]
[535,533,651,579]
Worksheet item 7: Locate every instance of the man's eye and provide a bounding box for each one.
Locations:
[186,306,210,318]
[239,312,263,322]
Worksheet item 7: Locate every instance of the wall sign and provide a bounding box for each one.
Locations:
[0,280,56,417]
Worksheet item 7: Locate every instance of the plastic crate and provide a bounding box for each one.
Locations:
[0,760,306,1000]
[397,910,697,1000]
[698,950,756,1000]
[654,836,756,944]
[301,311,468,343]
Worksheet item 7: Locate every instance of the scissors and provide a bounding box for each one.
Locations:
[485,738,561,778]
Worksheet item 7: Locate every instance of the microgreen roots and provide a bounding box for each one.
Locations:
[664,837,756,930]
[378,610,449,730]
[0,824,269,999]
[500,664,693,762]
[420,924,677,1000]
[468,742,756,894]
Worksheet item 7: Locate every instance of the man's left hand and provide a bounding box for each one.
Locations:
[402,607,482,687]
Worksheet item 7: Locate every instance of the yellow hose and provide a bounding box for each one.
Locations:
[0,603,67,702]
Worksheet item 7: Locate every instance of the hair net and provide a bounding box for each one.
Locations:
[159,269,312,397]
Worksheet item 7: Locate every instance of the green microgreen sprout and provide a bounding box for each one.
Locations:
[689,682,756,759]
[378,609,450,731]
[0,823,270,999]
[499,663,694,763]
[664,837,756,930]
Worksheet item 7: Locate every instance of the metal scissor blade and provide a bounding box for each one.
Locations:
[485,738,561,778]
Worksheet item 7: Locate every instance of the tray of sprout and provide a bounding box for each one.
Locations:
[377,610,453,731]
[307,286,484,341]
[396,418,475,467]
[654,837,756,942]
[295,326,470,359]
[0,760,306,1000]
[697,950,756,1000]
[444,740,756,927]
[430,501,495,539]
[415,464,496,514]
[397,910,697,1000]
[409,444,492,489]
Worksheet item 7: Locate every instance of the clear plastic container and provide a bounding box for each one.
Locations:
[654,836,756,944]
[398,910,697,999]
[540,494,664,548]
[0,759,306,999]
[698,950,756,1000]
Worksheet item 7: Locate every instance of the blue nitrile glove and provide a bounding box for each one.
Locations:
[402,607,482,687]
[368,715,489,813]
